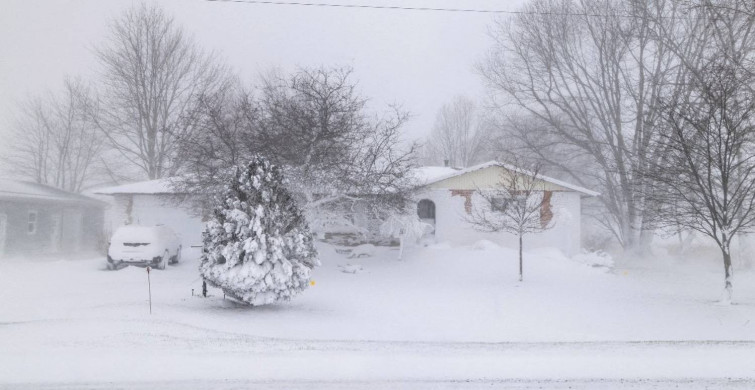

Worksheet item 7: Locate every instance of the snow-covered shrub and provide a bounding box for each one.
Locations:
[380,214,432,242]
[305,206,368,239]
[572,250,614,268]
[473,240,502,251]
[338,264,364,274]
[200,157,319,306]
[379,213,432,259]
[347,244,376,258]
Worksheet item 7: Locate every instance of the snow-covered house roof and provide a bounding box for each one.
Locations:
[93,178,185,195]
[410,166,461,186]
[94,162,599,198]
[411,161,599,197]
[0,179,105,205]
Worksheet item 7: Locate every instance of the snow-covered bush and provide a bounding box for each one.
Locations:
[199,157,319,306]
[572,250,614,268]
[473,240,502,251]
[305,206,368,239]
[347,244,376,258]
[338,264,364,274]
[379,213,432,259]
[380,214,432,241]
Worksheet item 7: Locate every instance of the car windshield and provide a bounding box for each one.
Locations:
[112,226,158,243]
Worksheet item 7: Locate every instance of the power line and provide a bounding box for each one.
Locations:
[204,0,511,14]
[203,0,638,18]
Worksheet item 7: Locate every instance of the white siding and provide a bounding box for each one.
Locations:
[414,189,582,256]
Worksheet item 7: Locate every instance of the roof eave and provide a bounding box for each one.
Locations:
[0,193,107,206]
[417,161,600,197]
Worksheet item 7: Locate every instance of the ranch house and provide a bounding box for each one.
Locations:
[411,161,599,256]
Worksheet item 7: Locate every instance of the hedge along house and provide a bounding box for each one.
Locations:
[0,179,105,258]
[411,161,599,256]
[94,179,205,251]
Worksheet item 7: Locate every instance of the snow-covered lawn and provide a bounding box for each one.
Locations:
[2,242,755,387]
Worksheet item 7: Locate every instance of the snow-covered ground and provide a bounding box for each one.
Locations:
[2,242,755,388]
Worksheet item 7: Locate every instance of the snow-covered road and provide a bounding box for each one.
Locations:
[6,379,755,389]
[3,334,755,387]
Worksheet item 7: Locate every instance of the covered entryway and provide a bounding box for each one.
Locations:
[417,199,436,235]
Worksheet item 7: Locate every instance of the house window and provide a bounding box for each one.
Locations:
[491,193,526,212]
[28,210,38,235]
[491,197,509,212]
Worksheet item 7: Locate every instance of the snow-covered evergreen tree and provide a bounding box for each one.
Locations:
[200,157,319,306]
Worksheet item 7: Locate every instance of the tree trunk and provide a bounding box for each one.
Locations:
[638,228,655,255]
[722,248,733,305]
[623,220,649,256]
[518,233,523,282]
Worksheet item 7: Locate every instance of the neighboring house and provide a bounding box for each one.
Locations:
[94,179,205,249]
[0,179,105,258]
[411,161,599,256]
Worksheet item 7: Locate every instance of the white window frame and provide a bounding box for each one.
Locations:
[27,210,38,235]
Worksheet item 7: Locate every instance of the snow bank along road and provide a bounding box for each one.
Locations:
[2,242,755,387]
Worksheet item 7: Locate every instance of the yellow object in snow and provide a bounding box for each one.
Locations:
[310,280,316,286]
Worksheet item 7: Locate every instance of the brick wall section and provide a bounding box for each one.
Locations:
[541,191,553,228]
[450,189,474,214]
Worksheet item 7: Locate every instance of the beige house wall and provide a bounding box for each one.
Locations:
[426,166,571,192]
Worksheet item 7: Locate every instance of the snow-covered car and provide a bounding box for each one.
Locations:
[107,225,182,270]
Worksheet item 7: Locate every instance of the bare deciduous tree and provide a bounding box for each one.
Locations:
[176,67,419,235]
[3,78,105,192]
[176,85,258,185]
[468,161,556,281]
[256,67,419,234]
[651,68,755,304]
[480,0,694,252]
[422,96,492,167]
[171,84,262,217]
[93,3,231,180]
[647,0,755,304]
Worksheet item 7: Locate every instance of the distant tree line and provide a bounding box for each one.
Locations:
[421,95,495,168]
[4,3,230,189]
[3,3,418,233]
[3,78,103,193]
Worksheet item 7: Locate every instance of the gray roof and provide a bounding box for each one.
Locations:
[0,179,105,206]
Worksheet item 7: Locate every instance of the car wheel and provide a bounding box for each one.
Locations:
[172,246,182,265]
[157,250,168,270]
[106,262,115,271]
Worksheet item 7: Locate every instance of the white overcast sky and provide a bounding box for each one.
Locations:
[0,0,525,144]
